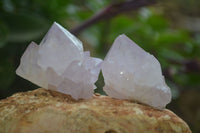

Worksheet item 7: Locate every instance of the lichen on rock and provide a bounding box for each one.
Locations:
[0,88,191,133]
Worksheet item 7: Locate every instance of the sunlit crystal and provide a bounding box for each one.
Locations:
[16,22,102,100]
[102,34,171,109]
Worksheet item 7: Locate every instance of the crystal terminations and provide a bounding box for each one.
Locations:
[102,34,171,109]
[16,22,102,100]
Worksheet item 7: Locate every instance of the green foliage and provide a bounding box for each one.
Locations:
[0,0,199,96]
[2,13,48,42]
[0,0,199,91]
[0,21,8,48]
[0,0,200,132]
[0,57,15,89]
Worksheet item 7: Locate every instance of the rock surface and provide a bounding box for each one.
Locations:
[102,34,171,109]
[0,88,191,133]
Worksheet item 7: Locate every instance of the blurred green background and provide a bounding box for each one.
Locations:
[0,0,200,132]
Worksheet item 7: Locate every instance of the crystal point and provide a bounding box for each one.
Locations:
[16,22,102,100]
[38,22,84,75]
[102,34,171,109]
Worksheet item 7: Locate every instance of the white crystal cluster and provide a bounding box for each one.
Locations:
[16,22,171,109]
[16,22,102,100]
[102,34,171,109]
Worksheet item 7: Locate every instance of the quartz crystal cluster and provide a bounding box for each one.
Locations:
[102,34,171,109]
[16,22,171,109]
[16,22,102,100]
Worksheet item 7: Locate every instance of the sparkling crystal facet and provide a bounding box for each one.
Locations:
[16,22,102,100]
[102,34,171,109]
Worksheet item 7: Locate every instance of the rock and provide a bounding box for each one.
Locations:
[16,22,102,100]
[102,34,171,109]
[0,88,191,133]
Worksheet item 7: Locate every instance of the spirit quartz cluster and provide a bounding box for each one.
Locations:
[16,22,102,100]
[16,22,171,109]
[102,35,171,109]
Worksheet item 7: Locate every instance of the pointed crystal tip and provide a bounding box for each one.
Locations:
[102,34,172,109]
[16,22,102,100]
